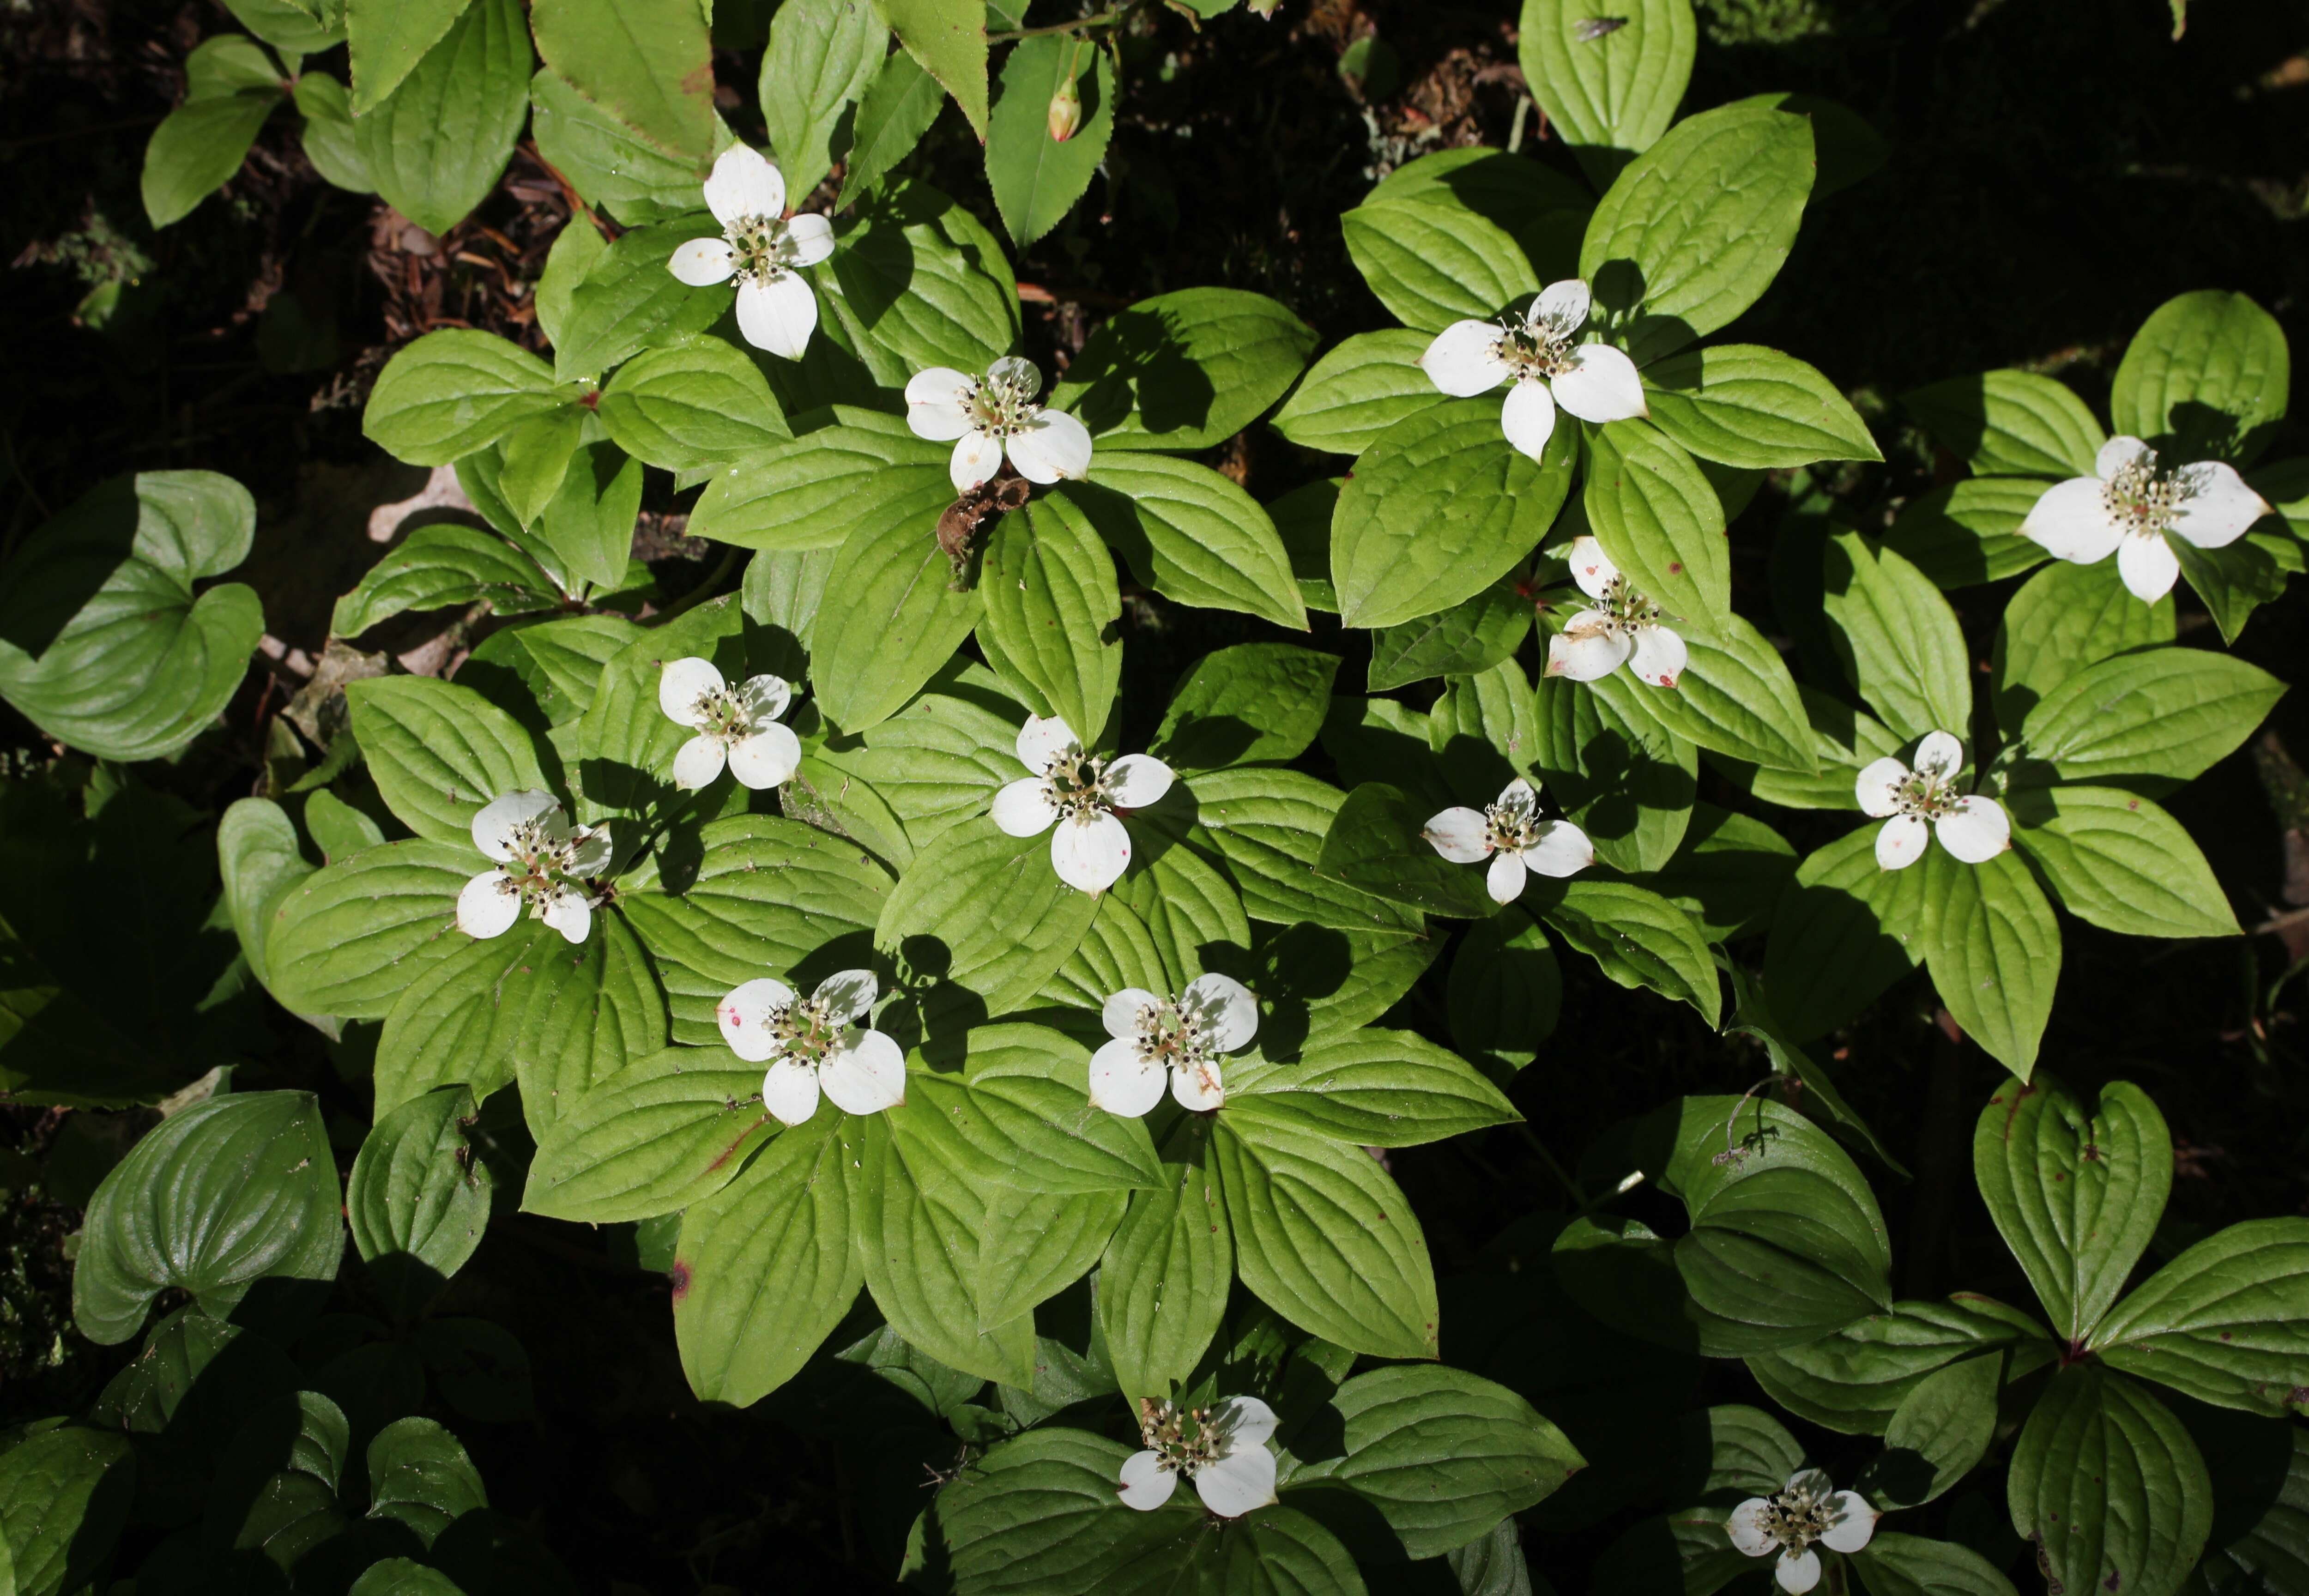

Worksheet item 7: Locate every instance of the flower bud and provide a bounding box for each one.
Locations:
[1047,71,1083,142]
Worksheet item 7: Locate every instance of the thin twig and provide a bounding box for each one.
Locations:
[990,3,1137,42]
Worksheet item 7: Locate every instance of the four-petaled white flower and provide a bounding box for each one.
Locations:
[1726,1468,1880,1594]
[1089,974,1258,1116]
[1425,778,1594,904]
[991,714,1173,894]
[667,145,835,360]
[658,657,802,791]
[905,356,1095,493]
[1118,1395,1279,1520]
[1545,536,1686,688]
[1418,278,1648,461]
[455,791,611,945]
[2020,435,2272,603]
[716,968,905,1125]
[1855,731,2010,870]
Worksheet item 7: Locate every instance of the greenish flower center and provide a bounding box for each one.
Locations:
[2103,451,2188,539]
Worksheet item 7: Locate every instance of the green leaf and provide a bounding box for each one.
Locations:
[523,1044,773,1223]
[1224,1029,1517,1148]
[1629,802,1797,943]
[527,66,718,227]
[225,0,343,56]
[363,331,563,466]
[1166,768,1422,936]
[495,405,585,527]
[1314,781,1496,919]
[973,1186,1125,1331]
[810,494,985,733]
[1340,198,1539,335]
[531,440,642,592]
[1917,848,2058,1080]
[1900,369,2107,478]
[345,676,550,843]
[0,1427,135,1596]
[348,0,468,111]
[596,338,791,470]
[506,907,665,1136]
[875,816,1098,1017]
[1582,419,1730,631]
[1212,1103,1439,1360]
[294,71,372,192]
[760,0,884,201]
[1100,1116,1231,1401]
[689,409,950,552]
[1515,0,1695,185]
[332,523,560,638]
[813,181,1018,385]
[0,471,263,763]
[1820,532,1974,742]
[1366,579,1532,693]
[1881,477,2052,590]
[977,494,1121,746]
[1851,1533,2023,1596]
[1051,289,1318,452]
[218,797,315,995]
[143,49,284,229]
[2110,289,2291,465]
[354,0,531,236]
[2009,1366,2212,1596]
[550,218,728,382]
[262,838,472,1018]
[1269,330,1444,458]
[1533,668,1697,873]
[347,1087,491,1322]
[1992,559,2176,734]
[1536,878,1720,1024]
[1763,824,1927,1040]
[985,33,1114,247]
[934,1427,1192,1591]
[1745,1295,2055,1435]
[1330,399,1575,629]
[836,675,1022,849]
[1861,1353,2000,1508]
[530,0,716,163]
[1629,610,1816,773]
[673,1111,860,1407]
[840,48,942,207]
[1447,905,1559,1076]
[1154,644,1339,773]
[1061,455,1307,629]
[876,0,988,138]
[1641,345,1880,470]
[2182,1412,2309,1596]
[73,1093,343,1344]
[2090,1217,2309,1416]
[2177,521,2304,647]
[350,1560,468,1596]
[365,1416,487,1546]
[1578,102,1815,364]
[915,1027,1162,1192]
[2008,783,2236,938]
[2019,646,2284,786]
[1710,684,1903,812]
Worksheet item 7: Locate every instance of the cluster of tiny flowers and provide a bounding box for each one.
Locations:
[1088,973,1259,1116]
[668,145,834,359]
[2020,435,2271,603]
[456,791,611,945]
[1726,1469,1879,1593]
[1116,1396,1280,1519]
[991,714,1174,893]
[1425,777,1595,904]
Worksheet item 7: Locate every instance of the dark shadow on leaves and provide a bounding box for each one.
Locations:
[1060,307,1214,437]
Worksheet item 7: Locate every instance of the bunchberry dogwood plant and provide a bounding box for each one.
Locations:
[715,968,903,1124]
[1855,732,2010,869]
[666,145,834,360]
[2020,435,2273,601]
[991,714,1173,891]
[455,790,610,943]
[1416,278,1646,459]
[1545,535,1686,686]
[657,656,801,790]
[1088,973,1259,1114]
[905,356,1095,491]
[1424,778,1595,903]
[1117,1396,1280,1518]
[1726,1469,1880,1593]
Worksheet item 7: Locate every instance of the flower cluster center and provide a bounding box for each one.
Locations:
[726,213,803,285]
[2103,452,2188,539]
[963,370,1043,440]
[1754,1483,1837,1554]
[1484,798,1545,853]
[1136,1399,1226,1479]
[1133,996,1211,1071]
[763,994,840,1066]
[1037,744,1116,821]
[1591,573,1663,633]
[687,685,758,745]
[1494,311,1579,381]
[490,818,602,916]
[1888,769,1961,821]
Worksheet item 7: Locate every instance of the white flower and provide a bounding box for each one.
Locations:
[1118,1396,1279,1520]
[657,657,802,791]
[1543,536,1686,688]
[455,790,611,945]
[1424,778,1594,904]
[666,145,836,360]
[716,968,905,1125]
[1727,1469,1880,1594]
[1855,731,2010,871]
[1088,974,1258,1116]
[991,714,1173,894]
[1417,278,1648,462]
[2019,435,2272,603]
[905,356,1095,493]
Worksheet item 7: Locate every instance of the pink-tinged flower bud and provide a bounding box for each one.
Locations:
[1047,73,1083,142]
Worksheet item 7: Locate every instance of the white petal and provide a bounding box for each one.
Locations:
[728,723,803,789]
[819,1028,907,1116]
[539,886,592,944]
[1214,1396,1279,1451]
[1875,813,1929,871]
[1117,1451,1178,1511]
[813,968,879,1026]
[987,355,1044,399]
[1496,777,1538,813]
[2117,530,2182,602]
[761,1058,820,1125]
[905,368,979,441]
[991,777,1059,837]
[740,674,792,722]
[1192,1447,1277,1519]
[1551,342,1649,424]
[456,871,521,938]
[703,144,784,227]
[668,236,737,286]
[1543,616,1633,682]
[1422,807,1492,864]
[1819,1491,1879,1554]
[1628,625,1686,689]
[1726,1499,1777,1558]
[2097,434,2153,481]
[1911,731,1964,781]
[2020,477,2126,564]
[2172,460,2273,550]
[1088,1037,1166,1118]
[1181,973,1258,1052]
[1521,821,1594,879]
[1051,810,1132,893]
[1934,795,2011,863]
[565,824,613,878]
[472,790,559,859]
[1104,754,1173,810]
[1500,379,1558,461]
[1171,1055,1225,1112]
[1418,320,1510,397]
[1007,409,1094,484]
[1855,756,1910,817]
[1487,851,1529,904]
[717,976,797,1063]
[735,274,817,361]
[1530,277,1592,332]
[949,429,1003,493]
[672,733,729,791]
[1016,714,1078,773]
[1777,1548,1822,1595]
[1101,988,1161,1040]
[1566,535,1620,600]
[1785,1469,1835,1499]
[658,656,725,725]
[783,212,835,268]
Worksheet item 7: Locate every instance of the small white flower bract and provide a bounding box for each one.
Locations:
[1726,1468,1880,1594]
[991,713,1173,894]
[1544,535,1687,688]
[716,967,905,1125]
[1089,973,1259,1116]
[657,656,802,791]
[1855,731,2010,871]
[1425,777,1594,904]
[1417,278,1648,461]
[1118,1395,1279,1520]
[666,145,835,360]
[2019,435,2272,603]
[455,790,612,945]
[904,356,1095,493]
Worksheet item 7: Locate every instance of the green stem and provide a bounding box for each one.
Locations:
[989,3,1136,42]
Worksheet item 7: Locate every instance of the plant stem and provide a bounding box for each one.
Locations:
[989,3,1136,42]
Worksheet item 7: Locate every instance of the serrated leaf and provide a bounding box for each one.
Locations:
[760,0,884,201]
[877,0,988,138]
[840,48,942,207]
